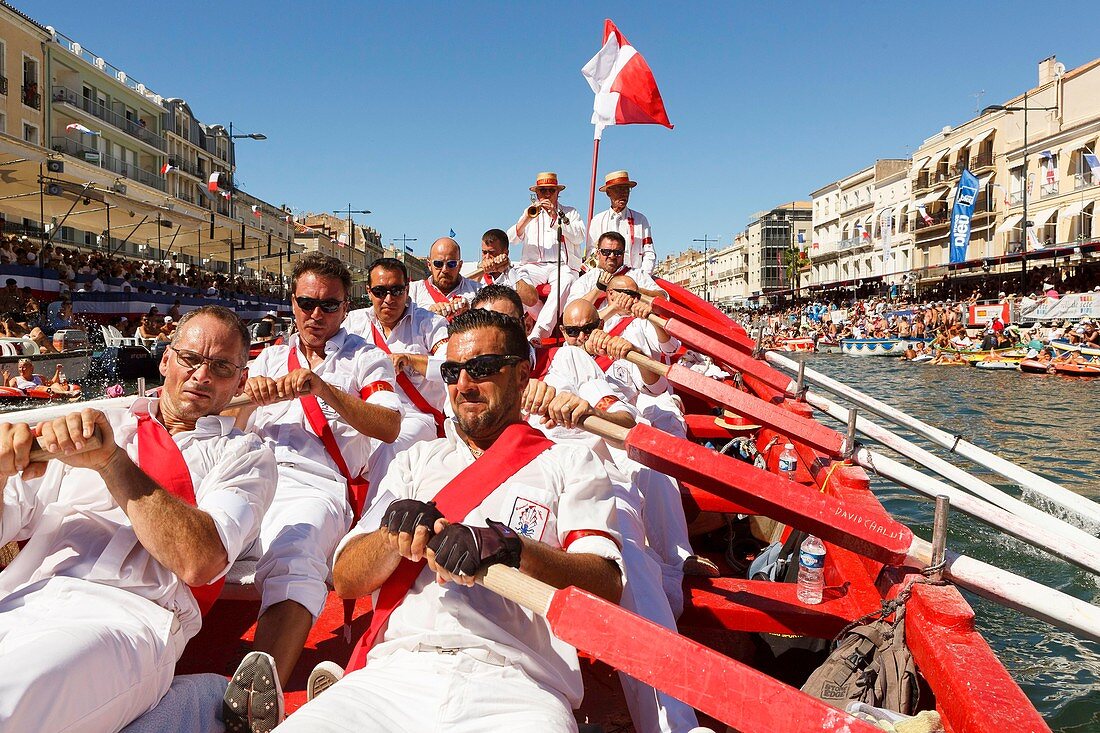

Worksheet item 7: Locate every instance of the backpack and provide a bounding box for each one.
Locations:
[748,528,807,582]
[801,607,921,715]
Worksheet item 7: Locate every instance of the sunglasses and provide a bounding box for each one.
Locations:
[431,259,460,270]
[369,284,407,299]
[440,353,525,385]
[170,346,244,379]
[562,321,600,338]
[295,296,345,313]
[610,288,641,299]
[598,248,625,258]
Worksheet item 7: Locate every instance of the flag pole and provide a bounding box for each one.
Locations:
[584,134,601,263]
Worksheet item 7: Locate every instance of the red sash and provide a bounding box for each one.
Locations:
[595,316,635,371]
[287,349,371,519]
[136,413,225,615]
[370,323,446,438]
[345,423,553,672]
[422,278,449,305]
[531,345,559,379]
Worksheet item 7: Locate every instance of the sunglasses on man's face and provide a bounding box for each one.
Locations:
[562,321,600,338]
[610,288,641,299]
[440,353,525,385]
[369,284,407,300]
[598,248,625,258]
[431,259,460,270]
[295,296,345,314]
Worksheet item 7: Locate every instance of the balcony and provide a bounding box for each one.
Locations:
[1040,181,1059,198]
[913,211,950,232]
[21,84,40,110]
[1075,173,1097,190]
[51,85,166,152]
[971,152,994,170]
[1009,190,1023,206]
[166,156,204,180]
[51,136,166,192]
[0,77,6,96]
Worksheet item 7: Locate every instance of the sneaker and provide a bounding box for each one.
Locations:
[223,651,284,733]
[306,660,345,701]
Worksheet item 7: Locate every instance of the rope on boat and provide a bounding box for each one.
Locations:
[829,576,948,650]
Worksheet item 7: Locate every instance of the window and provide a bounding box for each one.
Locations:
[21,56,39,109]
[0,112,5,134]
[22,122,38,145]
[0,40,6,94]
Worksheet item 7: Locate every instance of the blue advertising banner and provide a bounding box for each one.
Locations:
[949,169,980,264]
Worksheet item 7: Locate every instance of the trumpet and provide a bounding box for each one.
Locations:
[526,203,541,218]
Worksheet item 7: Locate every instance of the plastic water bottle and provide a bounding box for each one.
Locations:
[778,443,798,481]
[797,534,826,605]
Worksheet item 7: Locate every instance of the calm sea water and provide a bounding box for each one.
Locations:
[795,353,1100,733]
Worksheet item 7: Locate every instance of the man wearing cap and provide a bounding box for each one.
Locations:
[407,237,481,319]
[508,172,587,344]
[588,170,656,275]
[568,231,666,306]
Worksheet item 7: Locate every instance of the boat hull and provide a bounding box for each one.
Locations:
[0,348,92,381]
[840,338,904,357]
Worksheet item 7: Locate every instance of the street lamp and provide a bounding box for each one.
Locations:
[693,235,718,302]
[220,122,267,227]
[333,205,371,250]
[982,93,1058,291]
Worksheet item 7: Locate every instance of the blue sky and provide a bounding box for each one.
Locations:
[28,1,1100,260]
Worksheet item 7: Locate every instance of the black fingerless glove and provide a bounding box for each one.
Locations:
[427,519,523,576]
[384,499,444,536]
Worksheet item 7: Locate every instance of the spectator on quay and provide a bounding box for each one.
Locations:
[168,300,182,320]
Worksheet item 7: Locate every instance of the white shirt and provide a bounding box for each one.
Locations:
[408,276,481,311]
[248,330,403,483]
[566,265,666,305]
[602,313,679,397]
[344,305,449,414]
[475,266,525,292]
[337,420,622,707]
[0,398,277,640]
[507,205,586,270]
[588,207,655,274]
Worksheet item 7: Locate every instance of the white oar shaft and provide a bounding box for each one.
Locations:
[801,390,1100,571]
[765,350,1100,530]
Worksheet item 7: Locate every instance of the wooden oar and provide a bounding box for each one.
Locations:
[476,563,882,733]
[762,348,1100,531]
[578,415,1100,642]
[645,296,1100,531]
[644,303,1100,545]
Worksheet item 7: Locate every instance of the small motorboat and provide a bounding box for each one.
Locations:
[1018,359,1053,374]
[1051,361,1100,377]
[974,360,1019,371]
[910,353,935,363]
[776,337,815,353]
[24,384,82,400]
[840,337,904,357]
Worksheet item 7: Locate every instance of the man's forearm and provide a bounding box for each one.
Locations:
[517,539,622,603]
[322,384,401,443]
[333,529,402,599]
[99,450,228,586]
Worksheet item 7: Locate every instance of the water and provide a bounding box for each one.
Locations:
[798,353,1100,732]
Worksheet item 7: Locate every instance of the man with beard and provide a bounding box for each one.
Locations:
[587,170,657,275]
[407,236,481,319]
[567,231,666,305]
[0,306,276,733]
[281,309,622,732]
[225,253,402,732]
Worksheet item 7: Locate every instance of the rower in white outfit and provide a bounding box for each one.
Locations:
[407,236,481,319]
[0,306,276,733]
[507,172,586,344]
[587,170,657,275]
[225,253,403,732]
[280,309,623,733]
[567,230,666,306]
[344,257,450,485]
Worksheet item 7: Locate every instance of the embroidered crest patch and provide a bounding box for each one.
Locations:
[509,497,549,541]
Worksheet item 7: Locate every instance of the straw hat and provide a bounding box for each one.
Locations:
[529,172,565,192]
[714,409,761,431]
[599,170,638,192]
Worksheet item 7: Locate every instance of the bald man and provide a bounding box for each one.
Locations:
[407,237,481,318]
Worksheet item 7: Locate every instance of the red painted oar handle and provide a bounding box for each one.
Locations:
[478,565,882,733]
[624,422,917,566]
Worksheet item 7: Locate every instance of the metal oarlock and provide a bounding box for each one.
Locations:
[794,361,806,401]
[929,495,950,582]
[842,407,858,458]
[752,322,765,359]
[136,378,146,398]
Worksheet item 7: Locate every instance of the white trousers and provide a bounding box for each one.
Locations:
[276,647,577,732]
[609,477,700,733]
[519,261,578,341]
[0,577,184,733]
[245,466,351,620]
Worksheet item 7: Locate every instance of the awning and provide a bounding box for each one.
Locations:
[1060,134,1098,155]
[1030,207,1058,227]
[1059,199,1089,219]
[977,173,994,189]
[968,128,996,152]
[947,137,972,156]
[914,186,949,206]
[929,147,951,166]
[896,202,910,219]
[911,155,931,173]
[995,213,1024,233]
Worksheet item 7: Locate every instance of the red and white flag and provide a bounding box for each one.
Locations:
[581,20,673,140]
[161,161,178,175]
[250,205,262,218]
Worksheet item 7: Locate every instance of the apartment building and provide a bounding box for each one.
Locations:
[0,2,49,149]
[745,202,810,300]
